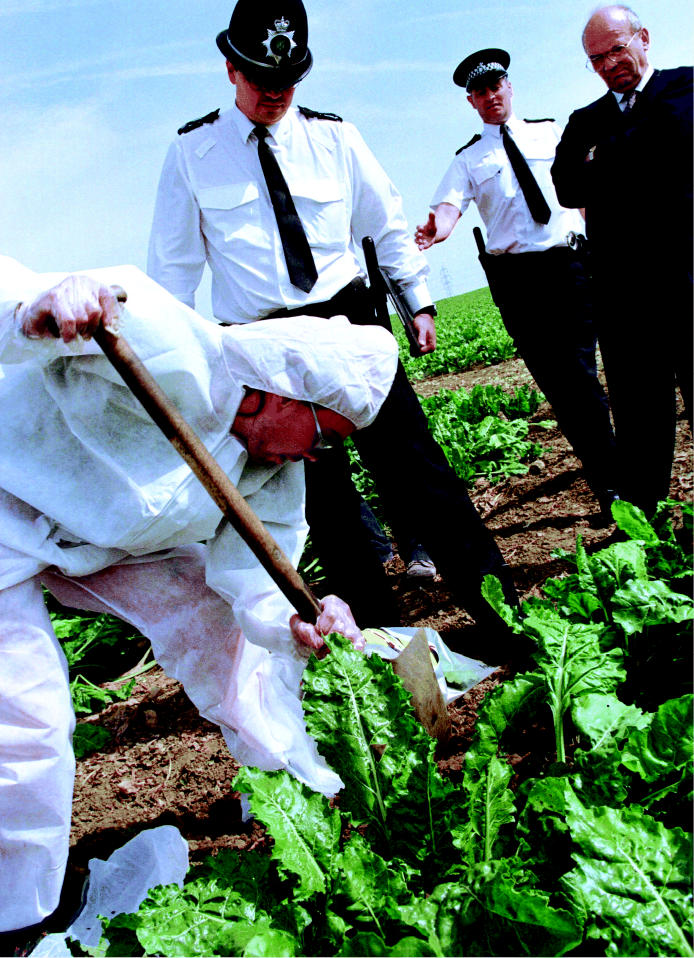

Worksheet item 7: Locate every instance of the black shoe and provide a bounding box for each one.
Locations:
[405,557,437,580]
[591,491,620,528]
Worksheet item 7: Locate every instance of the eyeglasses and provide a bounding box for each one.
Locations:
[308,402,334,451]
[585,31,640,71]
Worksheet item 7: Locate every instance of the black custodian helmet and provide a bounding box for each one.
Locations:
[216,0,313,90]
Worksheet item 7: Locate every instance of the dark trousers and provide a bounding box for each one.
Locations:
[487,247,617,502]
[593,263,693,516]
[305,363,517,628]
[277,279,517,629]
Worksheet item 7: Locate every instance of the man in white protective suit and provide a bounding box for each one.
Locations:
[0,255,398,942]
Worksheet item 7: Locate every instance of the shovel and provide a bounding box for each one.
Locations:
[393,630,450,740]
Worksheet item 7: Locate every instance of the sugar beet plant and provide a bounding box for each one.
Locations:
[347,381,547,526]
[420,383,548,485]
[396,288,515,382]
[96,500,692,958]
[50,608,152,757]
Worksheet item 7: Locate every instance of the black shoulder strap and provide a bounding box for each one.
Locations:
[455,133,481,155]
[298,105,343,122]
[523,117,555,123]
[178,109,221,135]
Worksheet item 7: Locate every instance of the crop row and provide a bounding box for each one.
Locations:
[92,499,692,958]
[395,287,516,382]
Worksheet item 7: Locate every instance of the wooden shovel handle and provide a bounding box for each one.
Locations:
[92,316,321,624]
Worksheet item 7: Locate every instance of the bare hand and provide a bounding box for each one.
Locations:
[414,212,437,250]
[290,594,364,652]
[413,312,436,354]
[18,275,120,343]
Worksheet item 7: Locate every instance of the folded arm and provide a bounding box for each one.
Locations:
[551,110,604,210]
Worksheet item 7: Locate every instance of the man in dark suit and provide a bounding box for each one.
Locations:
[552,4,692,516]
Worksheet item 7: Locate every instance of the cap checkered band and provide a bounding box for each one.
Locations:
[467,61,506,83]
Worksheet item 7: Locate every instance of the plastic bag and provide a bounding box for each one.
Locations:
[363,625,496,702]
[31,824,189,955]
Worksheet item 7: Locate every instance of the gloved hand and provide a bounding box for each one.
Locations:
[290,594,364,652]
[18,274,121,343]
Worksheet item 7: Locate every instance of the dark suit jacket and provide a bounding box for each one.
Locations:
[551,67,693,280]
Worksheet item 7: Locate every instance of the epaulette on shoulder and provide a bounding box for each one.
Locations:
[298,105,343,122]
[523,117,555,123]
[177,109,221,135]
[455,133,481,155]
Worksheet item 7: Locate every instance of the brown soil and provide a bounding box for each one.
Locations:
[50,356,692,935]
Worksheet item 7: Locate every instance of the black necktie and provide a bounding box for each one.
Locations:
[500,123,552,225]
[254,125,318,293]
[621,90,639,113]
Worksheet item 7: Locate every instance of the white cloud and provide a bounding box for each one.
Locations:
[3,52,438,99]
[2,48,220,97]
[92,59,222,82]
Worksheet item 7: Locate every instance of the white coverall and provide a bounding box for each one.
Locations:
[0,256,397,930]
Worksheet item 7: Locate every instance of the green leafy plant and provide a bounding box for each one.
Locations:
[51,611,141,670]
[94,501,692,957]
[50,607,153,755]
[395,288,516,382]
[73,724,113,760]
[483,576,625,764]
[421,382,543,424]
[100,636,585,957]
[343,382,547,537]
[70,673,136,716]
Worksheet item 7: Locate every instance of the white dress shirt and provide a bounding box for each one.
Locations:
[149,104,432,322]
[430,113,585,255]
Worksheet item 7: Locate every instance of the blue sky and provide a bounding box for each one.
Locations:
[1,0,691,314]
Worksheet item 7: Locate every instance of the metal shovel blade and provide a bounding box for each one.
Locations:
[393,629,450,740]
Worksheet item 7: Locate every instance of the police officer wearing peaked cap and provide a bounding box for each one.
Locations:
[149,0,521,649]
[416,45,619,523]
[453,47,510,90]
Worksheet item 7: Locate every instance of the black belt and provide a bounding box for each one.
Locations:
[481,243,587,309]
[266,276,369,321]
[494,245,578,263]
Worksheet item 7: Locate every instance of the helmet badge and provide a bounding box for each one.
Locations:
[262,16,297,64]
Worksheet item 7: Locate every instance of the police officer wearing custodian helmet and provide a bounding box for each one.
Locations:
[149,0,520,649]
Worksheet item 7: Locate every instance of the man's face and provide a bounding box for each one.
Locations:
[232,392,353,466]
[583,14,650,92]
[226,62,295,125]
[467,76,513,125]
